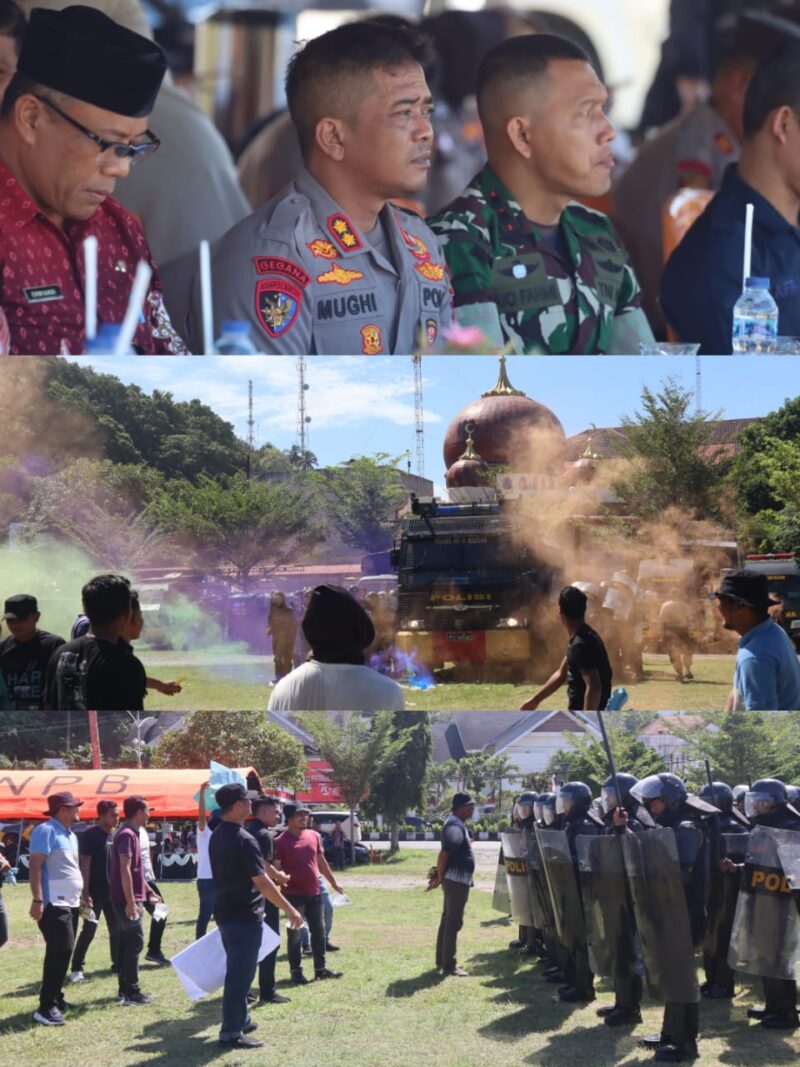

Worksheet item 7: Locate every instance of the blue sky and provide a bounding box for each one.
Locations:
[69,355,796,491]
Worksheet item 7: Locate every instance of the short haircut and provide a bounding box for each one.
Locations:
[97,799,118,817]
[743,42,800,138]
[81,574,131,627]
[0,0,25,52]
[559,585,588,621]
[0,71,61,120]
[477,33,590,127]
[253,794,281,814]
[123,795,148,819]
[285,20,433,158]
[130,591,141,614]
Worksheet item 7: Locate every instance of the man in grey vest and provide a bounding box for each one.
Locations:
[179,21,452,354]
[431,792,475,977]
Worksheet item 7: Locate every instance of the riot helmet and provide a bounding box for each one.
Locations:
[555,781,592,820]
[600,772,639,814]
[630,773,687,823]
[732,784,748,813]
[786,785,800,807]
[533,797,545,824]
[513,791,538,826]
[745,778,787,820]
[699,781,734,813]
[541,792,557,826]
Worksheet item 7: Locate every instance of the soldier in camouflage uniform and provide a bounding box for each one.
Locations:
[429,34,654,355]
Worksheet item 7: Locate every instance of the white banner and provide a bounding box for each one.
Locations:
[171,922,280,1001]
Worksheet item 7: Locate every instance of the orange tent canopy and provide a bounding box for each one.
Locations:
[0,767,256,820]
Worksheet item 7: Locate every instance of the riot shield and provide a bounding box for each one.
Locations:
[728,825,800,980]
[500,832,535,926]
[536,827,585,952]
[777,839,800,893]
[704,832,747,959]
[491,845,511,915]
[524,829,553,933]
[622,827,699,1003]
[576,834,633,980]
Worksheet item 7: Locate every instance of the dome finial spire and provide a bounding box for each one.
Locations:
[482,355,526,398]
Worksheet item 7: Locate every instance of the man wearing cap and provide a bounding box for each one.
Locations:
[176,20,451,355]
[713,569,800,710]
[28,791,84,1026]
[273,803,344,986]
[662,42,800,353]
[0,594,64,710]
[244,795,292,1006]
[0,4,187,354]
[69,798,120,983]
[209,783,303,1051]
[429,792,476,977]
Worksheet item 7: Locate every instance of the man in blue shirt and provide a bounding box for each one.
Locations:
[712,570,800,710]
[28,791,85,1026]
[662,43,800,354]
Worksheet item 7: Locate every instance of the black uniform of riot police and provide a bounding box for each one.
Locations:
[747,779,800,1029]
[559,782,604,1003]
[698,781,749,998]
[536,794,570,984]
[513,792,542,956]
[600,773,647,1026]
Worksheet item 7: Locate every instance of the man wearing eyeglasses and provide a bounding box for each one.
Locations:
[0,5,187,354]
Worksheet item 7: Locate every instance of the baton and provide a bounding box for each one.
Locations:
[704,759,713,790]
[596,709,623,823]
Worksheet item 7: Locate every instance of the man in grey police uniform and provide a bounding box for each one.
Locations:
[613,11,800,335]
[181,21,452,354]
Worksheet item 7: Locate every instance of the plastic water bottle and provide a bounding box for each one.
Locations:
[83,322,134,355]
[214,320,260,354]
[732,277,778,353]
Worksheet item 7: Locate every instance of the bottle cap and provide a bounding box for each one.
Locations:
[745,277,770,289]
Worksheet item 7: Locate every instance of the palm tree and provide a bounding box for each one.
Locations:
[426,760,457,807]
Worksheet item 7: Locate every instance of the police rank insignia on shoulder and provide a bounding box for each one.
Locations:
[400,227,430,261]
[676,159,712,189]
[307,239,339,260]
[327,213,363,252]
[360,324,383,354]
[415,261,446,282]
[317,263,365,286]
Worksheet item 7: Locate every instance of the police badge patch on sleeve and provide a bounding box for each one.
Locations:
[255,278,302,337]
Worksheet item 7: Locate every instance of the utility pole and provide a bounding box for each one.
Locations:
[412,355,424,479]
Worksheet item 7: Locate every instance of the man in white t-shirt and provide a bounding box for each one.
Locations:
[268,585,404,712]
[137,823,167,965]
[195,781,219,939]
[28,792,85,1026]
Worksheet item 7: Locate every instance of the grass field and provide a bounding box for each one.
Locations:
[140,653,735,712]
[2,848,797,1067]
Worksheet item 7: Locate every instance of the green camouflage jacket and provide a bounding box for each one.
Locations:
[429,164,651,354]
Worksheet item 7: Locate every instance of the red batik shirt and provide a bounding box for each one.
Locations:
[0,161,187,354]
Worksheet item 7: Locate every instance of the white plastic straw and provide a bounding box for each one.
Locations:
[743,202,754,287]
[199,240,214,354]
[113,260,152,355]
[83,236,98,341]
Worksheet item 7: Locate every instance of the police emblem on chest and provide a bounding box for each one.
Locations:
[255,278,302,337]
[361,324,383,354]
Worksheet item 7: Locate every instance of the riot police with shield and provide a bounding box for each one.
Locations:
[627,773,717,1063]
[588,772,649,1027]
[725,779,800,1030]
[553,782,604,1003]
[510,792,542,956]
[732,784,750,820]
[535,792,570,986]
[698,781,750,999]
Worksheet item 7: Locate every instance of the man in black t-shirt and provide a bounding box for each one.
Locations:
[70,800,121,980]
[244,795,292,1006]
[44,575,146,711]
[210,784,302,1051]
[520,585,613,712]
[0,595,65,710]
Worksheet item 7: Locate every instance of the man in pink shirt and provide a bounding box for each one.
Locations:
[274,804,344,984]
